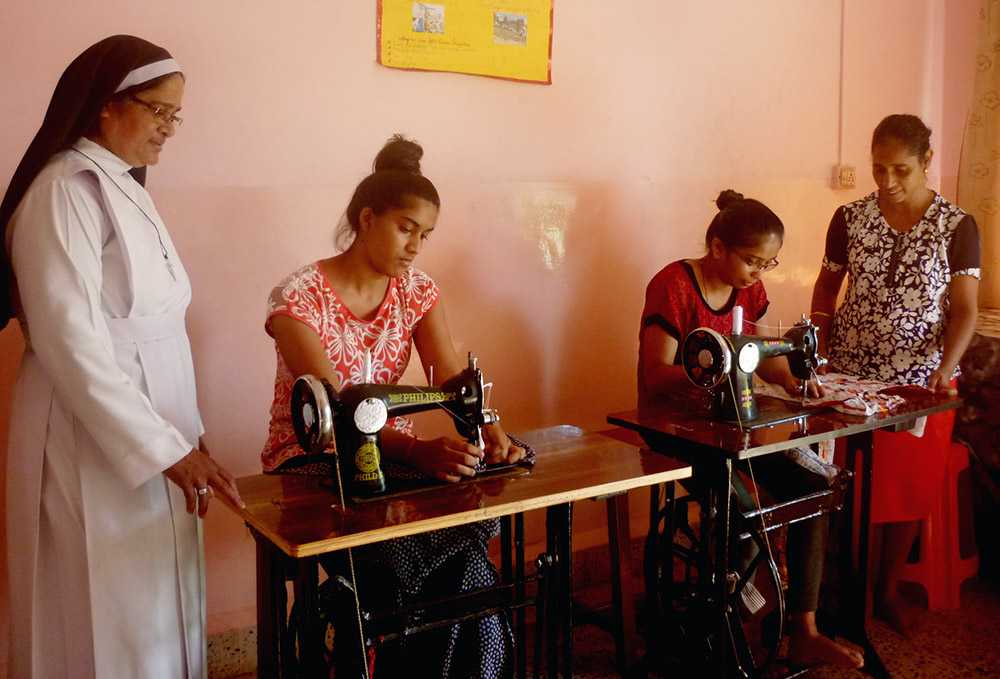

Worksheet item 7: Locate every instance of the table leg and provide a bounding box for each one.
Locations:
[502,512,530,679]
[843,430,892,679]
[516,513,527,679]
[255,538,285,678]
[292,556,323,676]
[502,514,513,582]
[545,502,574,678]
[703,457,733,675]
[607,491,639,671]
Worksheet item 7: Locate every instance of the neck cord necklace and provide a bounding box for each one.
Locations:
[72,148,177,281]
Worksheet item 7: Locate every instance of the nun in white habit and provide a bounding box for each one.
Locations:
[1,35,243,678]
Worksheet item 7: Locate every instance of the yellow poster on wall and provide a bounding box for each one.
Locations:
[377,1,553,84]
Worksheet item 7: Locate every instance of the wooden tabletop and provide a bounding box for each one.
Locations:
[228,425,691,558]
[608,392,963,461]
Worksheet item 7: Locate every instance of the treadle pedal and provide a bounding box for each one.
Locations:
[740,580,766,614]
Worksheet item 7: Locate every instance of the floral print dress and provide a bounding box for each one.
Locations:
[823,191,980,521]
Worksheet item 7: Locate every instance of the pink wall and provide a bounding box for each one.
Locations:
[0,0,980,651]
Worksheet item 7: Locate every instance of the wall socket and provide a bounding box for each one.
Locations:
[836,164,856,189]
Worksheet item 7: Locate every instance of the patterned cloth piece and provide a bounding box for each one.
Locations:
[755,372,907,415]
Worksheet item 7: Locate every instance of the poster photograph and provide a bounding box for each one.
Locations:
[377,1,553,84]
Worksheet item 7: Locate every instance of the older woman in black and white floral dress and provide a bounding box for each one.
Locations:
[810,114,979,635]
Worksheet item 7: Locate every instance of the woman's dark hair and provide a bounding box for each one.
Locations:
[871,114,932,159]
[337,134,440,249]
[704,189,784,249]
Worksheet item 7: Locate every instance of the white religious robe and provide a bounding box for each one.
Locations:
[5,137,206,678]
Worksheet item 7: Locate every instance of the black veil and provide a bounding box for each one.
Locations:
[0,35,176,328]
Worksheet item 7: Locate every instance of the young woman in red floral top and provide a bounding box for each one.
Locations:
[261,135,523,677]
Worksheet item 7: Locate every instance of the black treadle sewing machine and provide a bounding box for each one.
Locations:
[680,307,825,425]
[290,353,500,498]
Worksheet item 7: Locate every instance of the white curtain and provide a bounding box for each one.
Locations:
[958,0,1000,334]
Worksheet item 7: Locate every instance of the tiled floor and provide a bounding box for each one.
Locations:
[226,576,1000,678]
[564,576,1000,679]
[803,577,1000,679]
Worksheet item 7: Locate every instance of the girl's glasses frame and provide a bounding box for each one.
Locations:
[734,250,778,272]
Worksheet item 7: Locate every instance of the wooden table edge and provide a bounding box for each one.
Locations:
[228,464,691,559]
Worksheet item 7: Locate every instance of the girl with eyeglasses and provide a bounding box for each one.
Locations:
[637,189,865,670]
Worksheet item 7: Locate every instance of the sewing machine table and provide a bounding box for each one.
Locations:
[226,424,691,678]
[608,392,962,678]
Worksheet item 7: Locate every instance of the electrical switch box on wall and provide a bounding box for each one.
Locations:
[834,164,856,189]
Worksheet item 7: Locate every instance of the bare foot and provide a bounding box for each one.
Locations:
[786,633,865,669]
[875,598,914,638]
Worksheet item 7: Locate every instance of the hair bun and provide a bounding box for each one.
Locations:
[373,133,424,174]
[716,189,744,211]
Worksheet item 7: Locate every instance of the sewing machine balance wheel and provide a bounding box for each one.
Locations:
[291,374,334,455]
[681,327,732,389]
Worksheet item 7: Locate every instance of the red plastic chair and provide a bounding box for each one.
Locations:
[900,440,979,610]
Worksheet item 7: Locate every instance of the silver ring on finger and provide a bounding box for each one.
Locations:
[197,487,210,496]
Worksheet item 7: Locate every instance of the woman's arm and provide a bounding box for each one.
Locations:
[269,313,344,387]
[412,299,525,467]
[810,267,847,359]
[927,274,979,393]
[410,300,465,383]
[641,325,692,394]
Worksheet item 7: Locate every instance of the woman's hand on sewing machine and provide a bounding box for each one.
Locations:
[759,359,826,399]
[482,422,526,465]
[804,376,826,398]
[410,437,484,483]
[778,372,826,399]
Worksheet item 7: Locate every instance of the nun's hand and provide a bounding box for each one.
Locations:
[165,448,244,516]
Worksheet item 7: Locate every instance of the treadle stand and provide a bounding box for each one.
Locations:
[640,467,852,679]
[250,512,560,679]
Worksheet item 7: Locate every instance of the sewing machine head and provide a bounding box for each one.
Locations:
[680,308,823,423]
[290,353,499,498]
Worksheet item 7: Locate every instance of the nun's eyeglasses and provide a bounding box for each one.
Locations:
[124,96,183,127]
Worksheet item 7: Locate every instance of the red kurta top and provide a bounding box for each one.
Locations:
[637,260,769,408]
[261,261,439,472]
